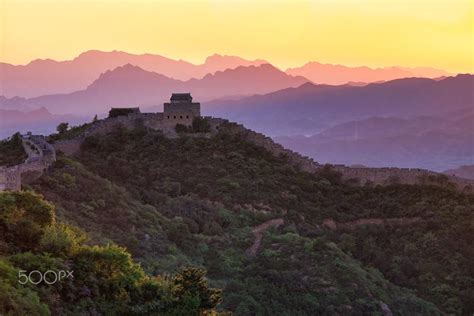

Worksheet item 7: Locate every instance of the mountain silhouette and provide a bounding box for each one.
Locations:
[0,50,267,98]
[1,50,453,98]
[0,107,81,138]
[204,74,473,136]
[274,114,473,171]
[286,61,451,85]
[1,63,308,115]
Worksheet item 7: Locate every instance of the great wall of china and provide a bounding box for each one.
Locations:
[2,111,473,192]
[220,121,474,191]
[0,134,56,191]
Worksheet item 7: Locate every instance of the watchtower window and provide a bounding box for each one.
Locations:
[167,115,170,119]
[180,115,183,119]
[186,115,189,119]
[173,115,176,119]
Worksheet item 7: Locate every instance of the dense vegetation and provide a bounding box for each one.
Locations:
[0,133,27,166]
[0,191,223,315]
[28,125,474,315]
[48,122,94,142]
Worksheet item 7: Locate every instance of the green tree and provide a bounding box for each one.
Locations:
[172,267,222,311]
[0,191,54,252]
[56,122,69,135]
[0,260,49,316]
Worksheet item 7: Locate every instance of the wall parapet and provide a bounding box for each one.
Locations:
[20,111,473,193]
[0,134,56,191]
[218,121,474,192]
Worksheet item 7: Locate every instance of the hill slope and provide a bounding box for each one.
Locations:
[28,124,474,314]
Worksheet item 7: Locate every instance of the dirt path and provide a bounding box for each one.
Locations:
[247,218,284,256]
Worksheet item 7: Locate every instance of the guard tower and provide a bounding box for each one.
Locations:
[163,93,200,126]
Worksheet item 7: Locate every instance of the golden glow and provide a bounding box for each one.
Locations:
[0,0,472,73]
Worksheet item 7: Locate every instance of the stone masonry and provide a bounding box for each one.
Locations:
[0,133,56,191]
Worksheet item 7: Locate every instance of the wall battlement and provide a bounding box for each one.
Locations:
[218,122,474,192]
[52,114,474,192]
[0,134,57,191]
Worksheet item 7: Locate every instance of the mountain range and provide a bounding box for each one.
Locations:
[204,74,473,136]
[0,50,268,98]
[203,74,473,171]
[1,50,472,172]
[286,61,451,85]
[0,107,82,139]
[1,50,452,99]
[274,113,473,171]
[0,63,308,115]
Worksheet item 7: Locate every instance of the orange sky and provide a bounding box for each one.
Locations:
[0,0,472,73]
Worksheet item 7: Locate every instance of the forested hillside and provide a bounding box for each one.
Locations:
[22,125,474,315]
[0,191,223,315]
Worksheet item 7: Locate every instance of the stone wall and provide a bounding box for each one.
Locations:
[53,112,179,155]
[0,134,56,191]
[218,121,321,173]
[333,165,474,190]
[164,102,200,117]
[54,139,83,156]
[46,112,474,192]
[0,166,21,191]
[218,121,474,192]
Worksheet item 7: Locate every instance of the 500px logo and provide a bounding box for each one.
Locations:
[18,270,74,285]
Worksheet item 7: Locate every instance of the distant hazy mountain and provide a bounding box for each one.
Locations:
[0,107,82,138]
[0,50,267,98]
[204,74,474,136]
[286,62,451,85]
[443,165,474,180]
[274,113,473,171]
[1,63,308,115]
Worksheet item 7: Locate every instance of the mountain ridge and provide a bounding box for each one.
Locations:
[286,61,452,85]
[204,74,474,136]
[0,50,268,98]
[1,49,454,98]
[1,63,309,115]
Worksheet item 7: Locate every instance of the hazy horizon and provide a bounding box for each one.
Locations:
[1,0,472,73]
[1,49,466,75]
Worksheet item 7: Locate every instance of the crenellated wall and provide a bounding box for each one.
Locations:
[217,121,474,192]
[217,121,321,173]
[53,112,178,155]
[46,112,474,192]
[0,134,56,191]
[0,166,21,191]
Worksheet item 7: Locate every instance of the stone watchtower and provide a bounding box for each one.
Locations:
[163,93,200,126]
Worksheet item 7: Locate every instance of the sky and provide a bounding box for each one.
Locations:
[0,0,472,73]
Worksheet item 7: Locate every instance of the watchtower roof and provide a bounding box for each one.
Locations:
[170,93,192,102]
